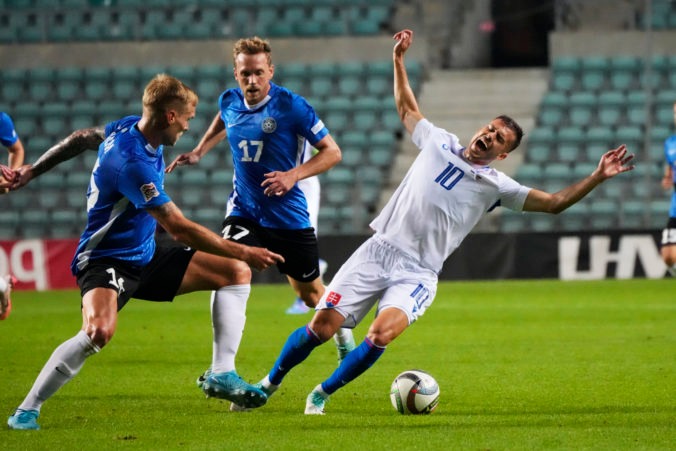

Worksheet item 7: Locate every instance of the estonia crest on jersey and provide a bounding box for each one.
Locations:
[262,117,277,133]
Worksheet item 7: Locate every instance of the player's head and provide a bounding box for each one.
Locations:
[142,74,198,146]
[232,36,275,105]
[464,115,524,165]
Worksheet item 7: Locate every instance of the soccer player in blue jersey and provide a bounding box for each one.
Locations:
[0,111,25,194]
[244,29,635,415]
[660,101,676,276]
[6,74,283,430]
[166,36,355,405]
[0,112,24,319]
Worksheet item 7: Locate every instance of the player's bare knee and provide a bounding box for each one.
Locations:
[85,324,114,348]
[366,327,396,347]
[229,260,252,285]
[300,292,320,308]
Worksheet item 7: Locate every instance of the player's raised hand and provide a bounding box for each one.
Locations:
[595,144,635,180]
[393,29,414,56]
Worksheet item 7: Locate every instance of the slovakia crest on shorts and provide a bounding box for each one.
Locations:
[140,182,160,202]
[326,291,342,307]
[261,117,277,133]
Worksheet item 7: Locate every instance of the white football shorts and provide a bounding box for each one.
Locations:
[317,235,438,328]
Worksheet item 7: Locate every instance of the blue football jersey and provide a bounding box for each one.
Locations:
[0,112,19,147]
[71,116,172,275]
[665,134,676,217]
[219,82,329,229]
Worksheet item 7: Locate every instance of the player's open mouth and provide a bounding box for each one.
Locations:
[476,138,487,152]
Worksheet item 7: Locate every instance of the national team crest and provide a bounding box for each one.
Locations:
[261,117,277,133]
[140,182,160,202]
[326,291,342,307]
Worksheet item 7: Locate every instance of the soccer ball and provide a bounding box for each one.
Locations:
[389,369,440,415]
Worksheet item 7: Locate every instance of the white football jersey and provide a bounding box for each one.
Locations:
[370,118,531,273]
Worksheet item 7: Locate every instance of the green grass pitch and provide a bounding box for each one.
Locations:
[1,279,674,450]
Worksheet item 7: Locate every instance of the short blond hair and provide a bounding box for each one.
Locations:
[142,74,198,117]
[232,36,272,66]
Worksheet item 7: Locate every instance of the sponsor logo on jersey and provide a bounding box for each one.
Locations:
[262,117,277,133]
[326,290,342,307]
[140,182,160,202]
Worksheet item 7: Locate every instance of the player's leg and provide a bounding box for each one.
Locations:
[289,276,356,362]
[8,286,114,430]
[0,274,16,320]
[134,239,266,408]
[660,218,676,276]
[261,308,345,390]
[181,252,266,407]
[305,243,438,414]
[304,307,407,415]
[287,259,328,315]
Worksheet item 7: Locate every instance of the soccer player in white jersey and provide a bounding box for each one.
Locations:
[5,75,283,430]
[243,29,635,415]
[165,36,354,404]
[659,101,676,276]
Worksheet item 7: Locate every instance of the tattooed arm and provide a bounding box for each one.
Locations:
[7,126,105,190]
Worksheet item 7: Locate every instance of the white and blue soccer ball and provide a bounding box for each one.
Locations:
[389,369,440,415]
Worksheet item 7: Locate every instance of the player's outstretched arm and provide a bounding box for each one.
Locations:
[166,113,226,173]
[148,201,284,271]
[393,29,424,135]
[8,126,104,191]
[523,144,634,214]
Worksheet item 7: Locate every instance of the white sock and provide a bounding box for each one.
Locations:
[210,284,250,374]
[333,327,354,347]
[260,375,279,394]
[668,265,676,277]
[18,330,100,412]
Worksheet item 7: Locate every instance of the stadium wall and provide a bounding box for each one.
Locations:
[0,229,666,291]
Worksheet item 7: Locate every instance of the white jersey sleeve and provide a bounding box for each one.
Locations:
[370,118,530,273]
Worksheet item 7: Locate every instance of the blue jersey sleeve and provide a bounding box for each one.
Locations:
[105,115,141,138]
[292,95,329,146]
[118,159,171,210]
[0,112,19,147]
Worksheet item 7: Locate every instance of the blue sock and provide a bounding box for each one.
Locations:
[321,337,386,394]
[269,325,322,385]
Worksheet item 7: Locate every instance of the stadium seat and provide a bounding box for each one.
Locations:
[538,105,564,127]
[526,142,553,164]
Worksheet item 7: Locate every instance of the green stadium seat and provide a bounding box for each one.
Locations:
[526,142,553,163]
[365,77,390,96]
[353,110,378,131]
[580,71,606,91]
[28,81,53,102]
[551,72,576,91]
[552,56,581,73]
[543,162,572,181]
[609,71,635,90]
[556,143,581,162]
[337,76,361,97]
[1,80,24,104]
[596,105,623,127]
[625,104,648,126]
[538,105,564,127]
[568,105,594,127]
